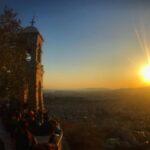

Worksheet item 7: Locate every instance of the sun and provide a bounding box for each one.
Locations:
[140,64,150,83]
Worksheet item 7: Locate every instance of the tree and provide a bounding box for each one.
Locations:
[0,7,27,101]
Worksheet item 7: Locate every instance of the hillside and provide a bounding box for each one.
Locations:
[44,87,150,150]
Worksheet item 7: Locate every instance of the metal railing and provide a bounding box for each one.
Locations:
[36,131,63,150]
[56,132,63,150]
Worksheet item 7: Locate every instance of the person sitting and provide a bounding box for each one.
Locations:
[14,121,37,150]
[48,131,57,145]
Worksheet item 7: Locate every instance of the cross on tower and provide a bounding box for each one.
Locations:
[30,16,36,26]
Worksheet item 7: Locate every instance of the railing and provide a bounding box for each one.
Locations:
[56,132,63,150]
[36,131,63,150]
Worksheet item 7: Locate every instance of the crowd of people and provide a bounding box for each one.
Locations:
[0,100,62,150]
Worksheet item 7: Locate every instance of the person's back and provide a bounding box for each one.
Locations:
[14,123,37,150]
[15,128,30,150]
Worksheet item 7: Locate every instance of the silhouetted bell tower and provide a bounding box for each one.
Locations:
[23,19,44,110]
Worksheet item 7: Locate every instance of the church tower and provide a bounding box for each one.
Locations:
[23,21,44,110]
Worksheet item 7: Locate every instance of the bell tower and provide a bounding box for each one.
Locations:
[23,22,44,110]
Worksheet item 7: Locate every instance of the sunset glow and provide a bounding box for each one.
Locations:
[1,0,150,89]
[140,64,150,83]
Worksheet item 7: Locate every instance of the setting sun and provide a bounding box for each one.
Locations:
[140,65,150,83]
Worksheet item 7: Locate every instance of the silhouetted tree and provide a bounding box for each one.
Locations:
[0,7,27,100]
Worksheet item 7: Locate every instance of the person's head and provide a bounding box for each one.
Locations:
[20,121,29,130]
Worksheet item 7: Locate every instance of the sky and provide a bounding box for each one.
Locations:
[1,0,150,89]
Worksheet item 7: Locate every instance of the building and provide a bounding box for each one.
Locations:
[22,24,63,150]
[22,23,44,110]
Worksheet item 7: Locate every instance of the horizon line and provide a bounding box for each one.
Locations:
[43,85,150,91]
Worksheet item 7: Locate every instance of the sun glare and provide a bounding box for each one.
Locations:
[140,65,150,83]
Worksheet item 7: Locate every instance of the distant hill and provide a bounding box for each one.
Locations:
[81,88,112,91]
[43,86,150,100]
[44,88,111,93]
[44,86,150,93]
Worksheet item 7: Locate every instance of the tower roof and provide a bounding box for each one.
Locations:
[23,26,44,41]
[23,26,39,33]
